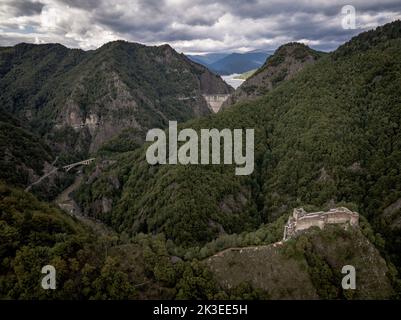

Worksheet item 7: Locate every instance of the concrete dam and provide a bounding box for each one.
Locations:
[202,94,230,113]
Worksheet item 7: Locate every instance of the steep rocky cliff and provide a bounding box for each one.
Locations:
[0,41,233,159]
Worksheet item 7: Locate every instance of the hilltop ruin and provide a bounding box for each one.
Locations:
[283,207,359,241]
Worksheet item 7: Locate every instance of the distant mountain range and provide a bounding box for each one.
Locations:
[187,50,272,75]
[187,53,230,66]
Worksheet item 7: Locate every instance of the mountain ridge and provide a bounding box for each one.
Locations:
[222,43,326,108]
[0,40,233,167]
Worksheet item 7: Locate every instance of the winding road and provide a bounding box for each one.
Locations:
[55,174,116,237]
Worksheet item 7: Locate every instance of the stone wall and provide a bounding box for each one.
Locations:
[283,207,359,240]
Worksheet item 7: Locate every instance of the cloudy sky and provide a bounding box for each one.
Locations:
[1,0,401,54]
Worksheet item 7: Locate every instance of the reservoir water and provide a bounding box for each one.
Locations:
[221,74,245,89]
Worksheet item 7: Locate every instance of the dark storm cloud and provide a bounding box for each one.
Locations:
[181,15,219,27]
[91,0,167,34]
[56,0,101,10]
[210,0,401,19]
[4,0,45,16]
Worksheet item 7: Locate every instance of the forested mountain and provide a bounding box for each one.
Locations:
[0,109,52,187]
[0,109,73,200]
[222,43,325,108]
[1,21,401,300]
[75,21,401,283]
[0,41,232,163]
[0,181,277,299]
[206,224,395,299]
[1,181,397,299]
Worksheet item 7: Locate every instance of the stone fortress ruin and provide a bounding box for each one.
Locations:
[283,207,359,241]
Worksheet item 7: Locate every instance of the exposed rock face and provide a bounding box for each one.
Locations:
[0,41,233,157]
[222,43,325,109]
[197,68,234,94]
